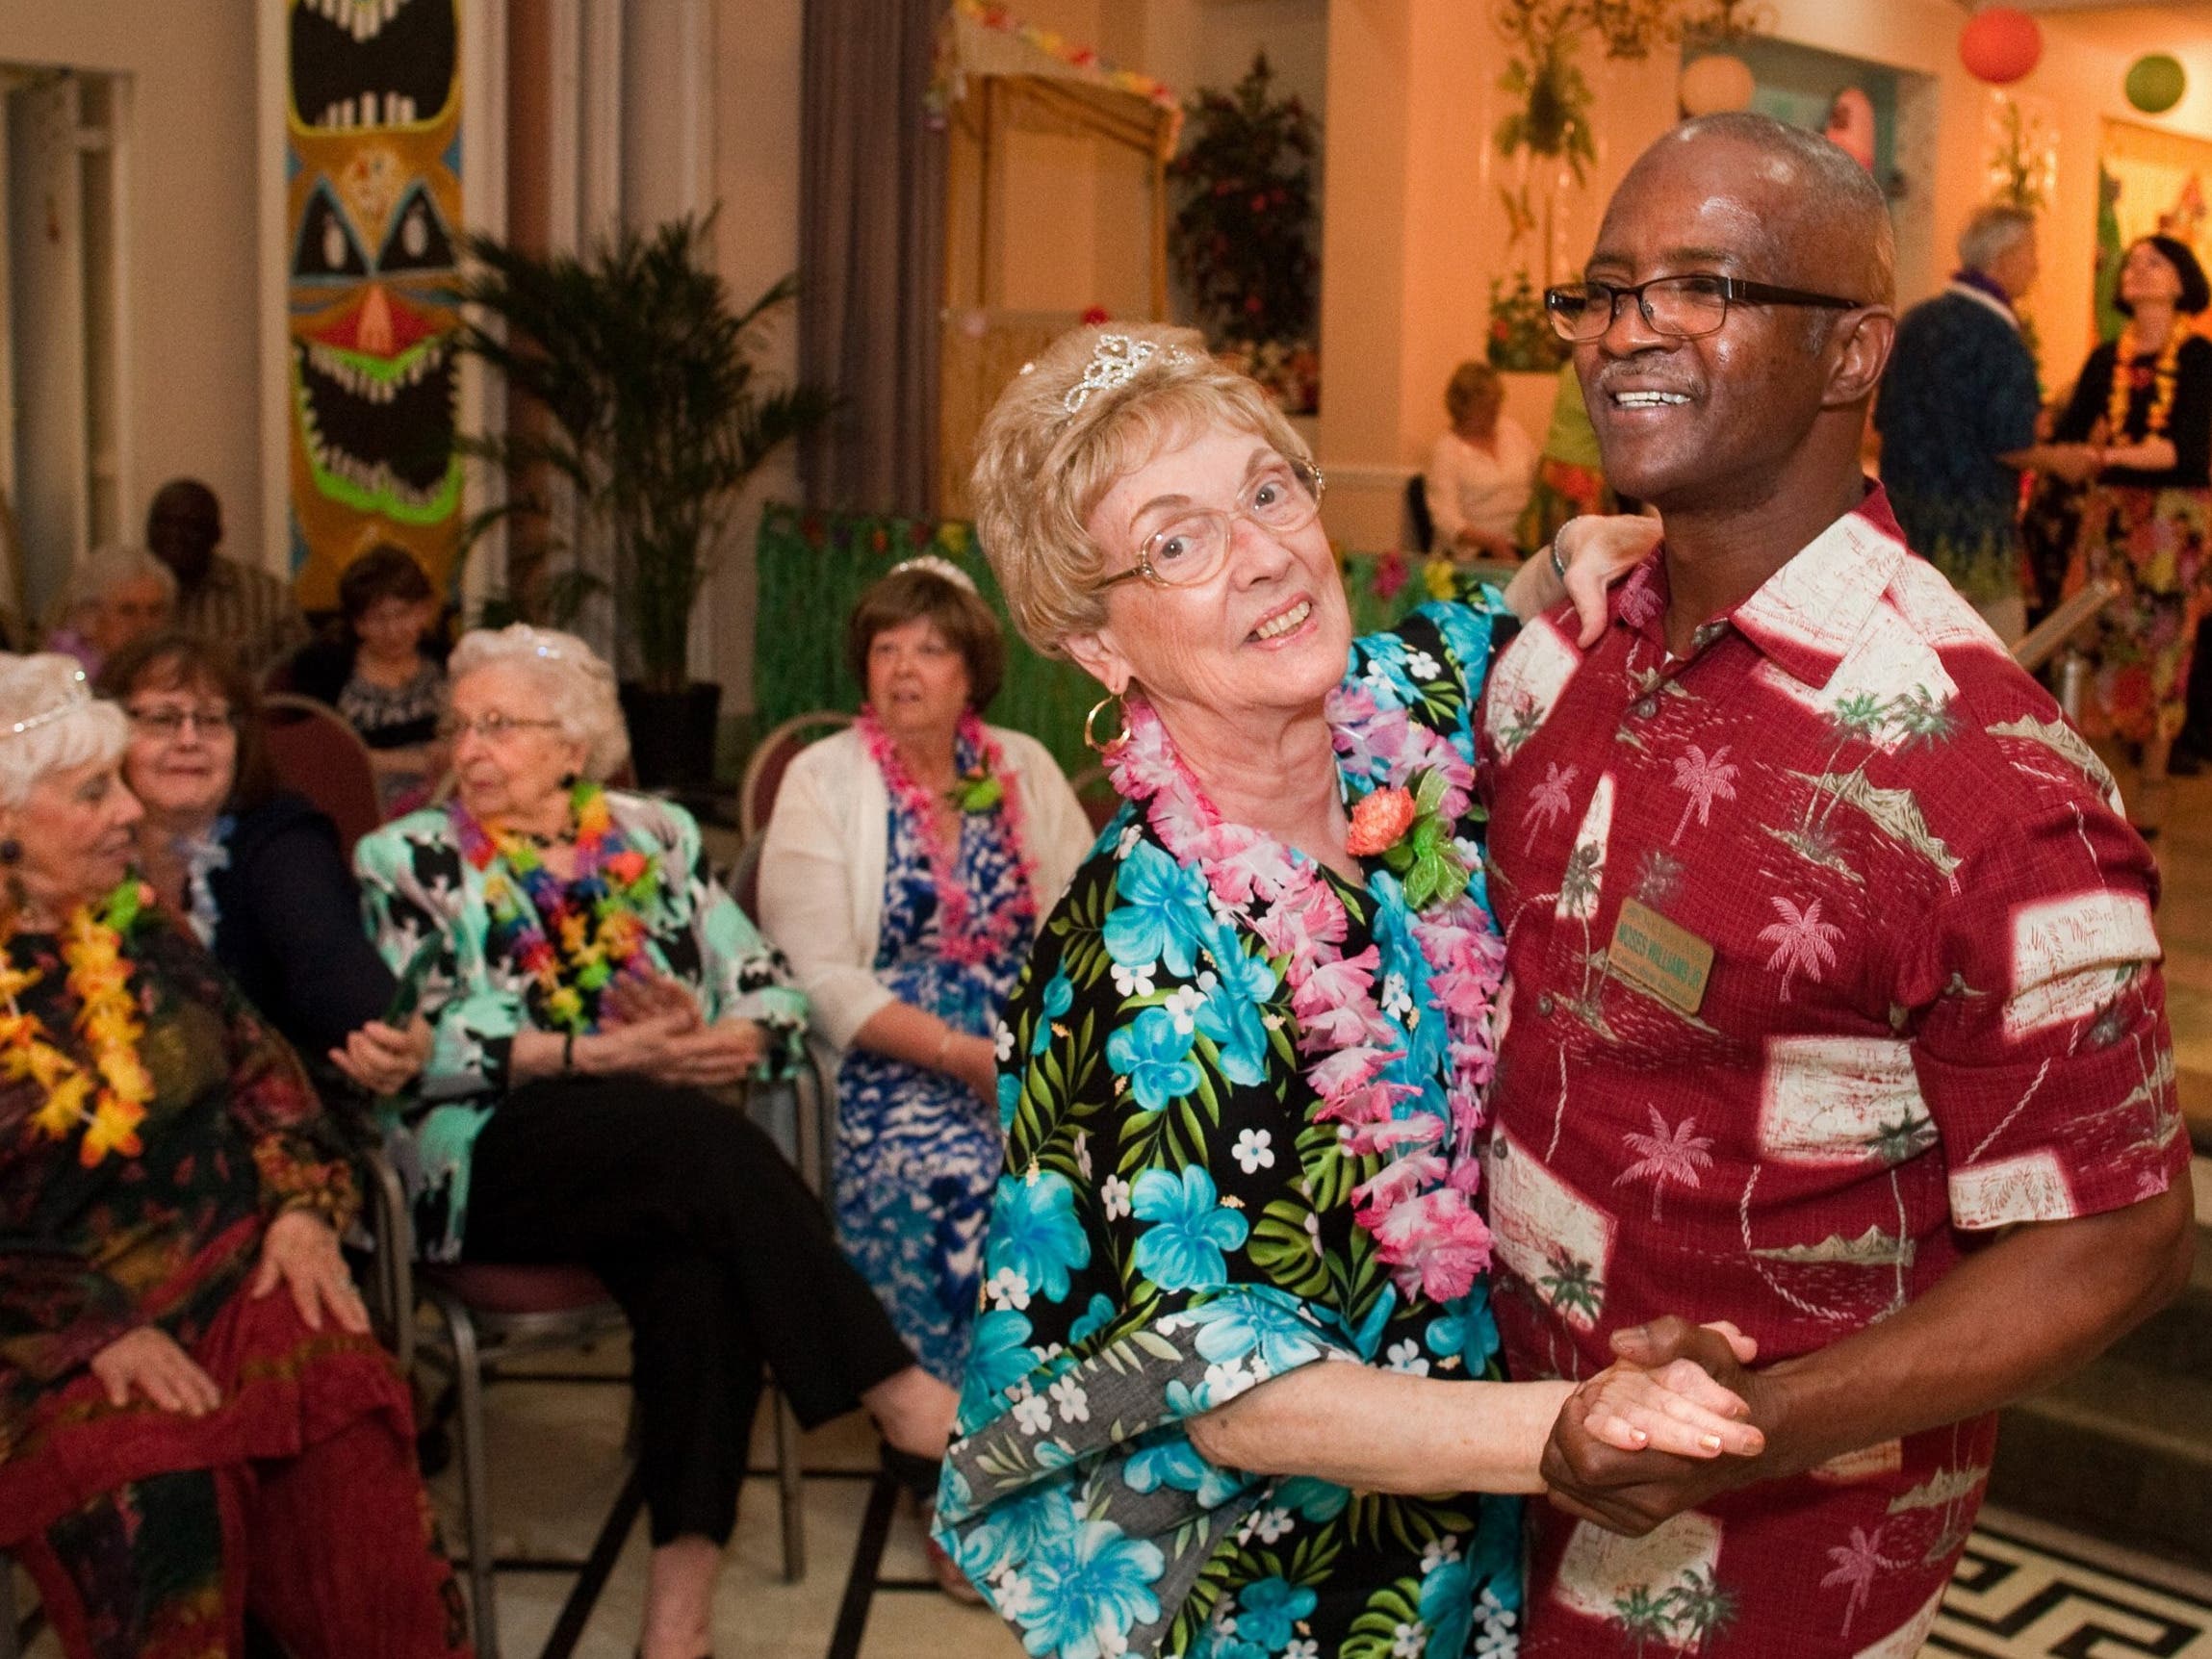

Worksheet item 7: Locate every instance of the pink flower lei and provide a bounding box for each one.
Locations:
[1103,689,1507,1305]
[857,704,1039,968]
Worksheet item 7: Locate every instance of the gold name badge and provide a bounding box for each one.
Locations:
[1607,897,1713,1015]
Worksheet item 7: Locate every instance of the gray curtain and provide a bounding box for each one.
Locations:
[798,0,945,516]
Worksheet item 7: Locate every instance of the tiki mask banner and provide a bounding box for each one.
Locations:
[286,0,464,609]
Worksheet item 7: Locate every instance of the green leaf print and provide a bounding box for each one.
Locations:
[1342,1574,1427,1659]
[1250,1196,1331,1299]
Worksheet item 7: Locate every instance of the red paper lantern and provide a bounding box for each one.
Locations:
[1959,8,2043,85]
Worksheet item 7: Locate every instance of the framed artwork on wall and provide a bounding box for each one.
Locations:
[2096,117,2212,345]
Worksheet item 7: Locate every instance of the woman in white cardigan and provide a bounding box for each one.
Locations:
[760,560,1090,1419]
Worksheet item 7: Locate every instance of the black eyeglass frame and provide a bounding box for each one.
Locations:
[1543,274,1867,342]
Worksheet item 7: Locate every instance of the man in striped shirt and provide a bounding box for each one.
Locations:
[146,478,308,678]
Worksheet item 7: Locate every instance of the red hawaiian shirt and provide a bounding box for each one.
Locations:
[1478,487,2187,1659]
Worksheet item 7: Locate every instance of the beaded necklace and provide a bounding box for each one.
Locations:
[2107,322,2184,441]
[855,705,1037,969]
[1104,692,1505,1304]
[449,780,662,1033]
[2,881,155,1167]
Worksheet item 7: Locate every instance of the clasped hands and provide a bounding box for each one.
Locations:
[1553,1316,1780,1536]
[586,972,767,1086]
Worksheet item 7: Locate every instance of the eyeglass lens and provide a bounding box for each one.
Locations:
[1141,463,1321,586]
[1546,278,1730,343]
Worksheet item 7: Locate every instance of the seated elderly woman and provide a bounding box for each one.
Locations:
[934,328,1755,1659]
[759,558,1092,1595]
[0,653,467,1659]
[1425,360,1538,560]
[98,632,424,1101]
[43,546,176,676]
[353,624,957,1659]
[288,543,450,815]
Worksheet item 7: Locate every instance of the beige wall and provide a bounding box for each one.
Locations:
[0,0,262,572]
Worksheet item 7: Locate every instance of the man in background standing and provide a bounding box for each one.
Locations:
[146,477,307,677]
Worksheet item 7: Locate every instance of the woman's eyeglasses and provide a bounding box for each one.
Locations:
[1542,274,1865,343]
[437,711,562,743]
[126,705,237,739]
[1091,458,1326,594]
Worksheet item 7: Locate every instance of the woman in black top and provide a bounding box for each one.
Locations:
[98,633,424,1101]
[2037,235,2212,830]
[288,543,449,816]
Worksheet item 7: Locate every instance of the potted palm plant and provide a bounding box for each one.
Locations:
[456,213,834,788]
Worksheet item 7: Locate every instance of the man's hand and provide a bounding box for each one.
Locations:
[1542,1317,1781,1536]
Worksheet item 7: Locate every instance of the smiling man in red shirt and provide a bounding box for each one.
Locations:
[1479,113,2196,1657]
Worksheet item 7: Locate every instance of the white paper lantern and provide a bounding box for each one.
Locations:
[1680,54,1756,116]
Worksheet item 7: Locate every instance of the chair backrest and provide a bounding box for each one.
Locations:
[730,833,764,923]
[259,693,383,861]
[1404,472,1434,554]
[739,710,854,841]
[1067,761,1119,832]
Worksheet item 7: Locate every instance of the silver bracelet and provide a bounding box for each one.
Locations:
[1550,542,1569,585]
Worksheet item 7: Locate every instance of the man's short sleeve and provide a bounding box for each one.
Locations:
[1909,794,2187,1231]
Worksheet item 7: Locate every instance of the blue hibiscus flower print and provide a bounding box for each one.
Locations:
[1107,1006,1201,1113]
[1015,1519,1167,1659]
[1067,1291,1118,1348]
[1131,1165,1249,1291]
[986,1171,1092,1304]
[1191,918,1276,1086]
[998,1071,1022,1133]
[1103,842,1211,976]
[1273,1475,1350,1523]
[1034,969,1074,1055]
[1422,599,1494,701]
[1123,1439,1245,1508]
[1418,1554,1475,1659]
[960,1306,1041,1428]
[956,1482,1078,1587]
[1187,1289,1327,1374]
[1236,1576,1318,1651]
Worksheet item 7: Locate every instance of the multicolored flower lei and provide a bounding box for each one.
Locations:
[856,704,1037,969]
[449,780,661,1033]
[2,881,156,1167]
[1103,690,1506,1303]
[2109,322,2184,441]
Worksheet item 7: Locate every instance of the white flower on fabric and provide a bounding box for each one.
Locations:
[1285,1641,1320,1659]
[1049,1376,1091,1423]
[993,1570,1038,1618]
[1403,649,1440,680]
[1392,1621,1429,1658]
[1421,1536,1462,1572]
[1203,1357,1250,1399]
[1163,983,1206,1033]
[1385,1340,1429,1376]
[1479,1587,1512,1617]
[1111,960,1158,999]
[1363,660,1397,696]
[987,1267,1033,1311]
[1117,824,1143,860]
[1303,1212,1324,1256]
[1012,1391,1053,1435]
[1252,1507,1294,1544]
[1475,1618,1519,1657]
[1381,972,1414,1019]
[1075,1132,1093,1180]
[994,1022,1016,1063]
[1232,1129,1275,1174]
[1096,1624,1131,1659]
[1100,1174,1133,1220]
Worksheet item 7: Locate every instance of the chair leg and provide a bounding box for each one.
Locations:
[439,1297,501,1659]
[0,1552,19,1659]
[826,1472,902,1659]
[774,1390,805,1584]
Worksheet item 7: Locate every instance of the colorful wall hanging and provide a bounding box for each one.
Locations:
[283,0,466,609]
[2095,118,2212,344]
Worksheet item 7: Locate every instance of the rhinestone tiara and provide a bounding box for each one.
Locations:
[1,667,90,741]
[1063,333,1191,416]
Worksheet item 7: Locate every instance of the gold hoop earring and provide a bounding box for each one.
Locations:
[1083,694,1127,753]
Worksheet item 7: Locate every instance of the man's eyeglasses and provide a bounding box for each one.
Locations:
[1091,458,1326,594]
[1543,274,1866,343]
[437,712,563,743]
[126,705,237,739]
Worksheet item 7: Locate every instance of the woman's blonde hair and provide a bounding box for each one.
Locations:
[447,625,630,781]
[967,323,1310,656]
[1444,361,1503,425]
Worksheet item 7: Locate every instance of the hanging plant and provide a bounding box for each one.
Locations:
[1488,271,1569,372]
[1168,51,1321,407]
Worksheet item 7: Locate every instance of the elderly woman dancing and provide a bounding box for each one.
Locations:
[0,653,468,1659]
[352,625,955,1659]
[934,328,1760,1659]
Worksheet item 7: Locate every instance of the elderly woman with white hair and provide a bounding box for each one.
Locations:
[43,546,176,676]
[933,328,1761,1659]
[0,653,469,1659]
[352,624,958,1659]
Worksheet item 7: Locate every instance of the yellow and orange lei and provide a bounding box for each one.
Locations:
[2108,323,2185,442]
[0,885,153,1167]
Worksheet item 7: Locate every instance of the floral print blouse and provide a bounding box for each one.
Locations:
[354,790,810,1261]
[937,601,1526,1659]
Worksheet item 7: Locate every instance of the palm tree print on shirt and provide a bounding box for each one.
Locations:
[1757,896,1843,1002]
[1612,1108,1715,1221]
[1668,744,1738,843]
[1527,762,1580,834]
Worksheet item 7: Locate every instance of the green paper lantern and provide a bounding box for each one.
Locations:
[2126,54,2186,115]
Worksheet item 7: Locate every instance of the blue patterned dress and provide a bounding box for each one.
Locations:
[836,736,1042,1383]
